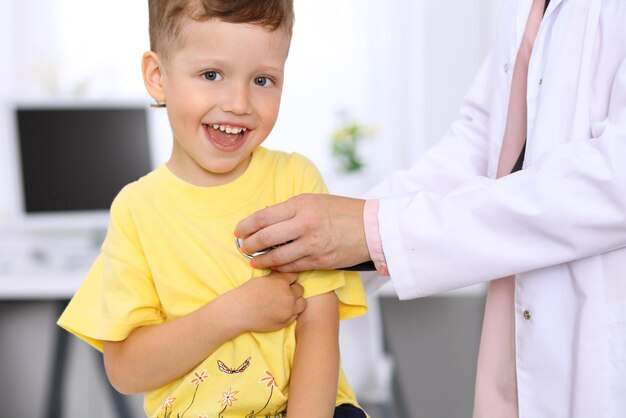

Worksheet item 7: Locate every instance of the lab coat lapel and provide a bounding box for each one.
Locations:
[524,0,600,165]
[542,0,565,19]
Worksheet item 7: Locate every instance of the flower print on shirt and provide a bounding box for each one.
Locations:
[259,370,278,389]
[159,397,176,418]
[190,370,209,386]
[246,370,285,417]
[218,388,239,417]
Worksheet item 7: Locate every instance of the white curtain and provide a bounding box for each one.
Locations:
[362,0,501,180]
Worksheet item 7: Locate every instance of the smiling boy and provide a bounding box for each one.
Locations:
[149,17,286,186]
[57,1,367,417]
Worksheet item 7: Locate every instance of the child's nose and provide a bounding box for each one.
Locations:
[221,81,251,115]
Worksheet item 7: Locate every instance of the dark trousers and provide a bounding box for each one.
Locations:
[334,403,367,418]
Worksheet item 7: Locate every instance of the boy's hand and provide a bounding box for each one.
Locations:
[223,272,306,333]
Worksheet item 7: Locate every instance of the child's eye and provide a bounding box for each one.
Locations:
[254,76,274,87]
[203,71,222,81]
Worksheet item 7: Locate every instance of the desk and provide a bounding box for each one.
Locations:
[0,267,134,418]
[0,270,86,300]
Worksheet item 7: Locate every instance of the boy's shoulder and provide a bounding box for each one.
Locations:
[119,167,160,193]
[256,147,320,174]
[256,147,327,195]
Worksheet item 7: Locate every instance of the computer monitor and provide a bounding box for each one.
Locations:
[13,102,153,232]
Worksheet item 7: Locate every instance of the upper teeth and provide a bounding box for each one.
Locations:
[212,124,246,134]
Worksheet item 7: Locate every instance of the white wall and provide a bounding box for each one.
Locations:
[0,0,17,226]
[421,0,500,151]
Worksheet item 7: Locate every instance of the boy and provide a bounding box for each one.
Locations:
[58,1,368,417]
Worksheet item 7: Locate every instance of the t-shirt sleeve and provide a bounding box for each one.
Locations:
[57,189,165,351]
[298,270,367,320]
[287,153,368,320]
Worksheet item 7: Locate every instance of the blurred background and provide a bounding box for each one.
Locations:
[0,0,499,417]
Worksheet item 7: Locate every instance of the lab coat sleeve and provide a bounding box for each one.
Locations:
[381,58,626,299]
[364,51,495,200]
[360,50,495,292]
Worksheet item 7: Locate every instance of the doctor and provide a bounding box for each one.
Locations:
[236,0,626,417]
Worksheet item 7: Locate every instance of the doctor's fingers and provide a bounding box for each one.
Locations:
[237,193,330,256]
[238,217,302,261]
[269,252,338,273]
[250,234,316,270]
[235,196,300,243]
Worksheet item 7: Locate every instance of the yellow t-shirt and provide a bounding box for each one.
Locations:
[58,147,367,417]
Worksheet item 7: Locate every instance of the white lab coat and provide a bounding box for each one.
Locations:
[368,0,626,416]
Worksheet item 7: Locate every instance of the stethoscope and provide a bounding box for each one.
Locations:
[235,237,280,260]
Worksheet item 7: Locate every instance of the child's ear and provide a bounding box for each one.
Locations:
[142,51,166,103]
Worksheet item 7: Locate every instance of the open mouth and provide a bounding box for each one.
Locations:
[204,123,248,151]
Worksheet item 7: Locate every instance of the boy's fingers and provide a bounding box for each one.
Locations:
[293,297,307,315]
[270,271,298,285]
[290,283,304,298]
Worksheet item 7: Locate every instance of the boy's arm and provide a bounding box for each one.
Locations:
[103,271,305,395]
[287,291,340,418]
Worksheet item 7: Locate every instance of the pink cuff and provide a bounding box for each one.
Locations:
[363,199,389,276]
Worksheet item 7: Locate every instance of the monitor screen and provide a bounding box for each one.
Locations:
[14,104,153,229]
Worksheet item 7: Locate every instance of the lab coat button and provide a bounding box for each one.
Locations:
[523,310,532,320]
[504,63,510,73]
[538,78,543,85]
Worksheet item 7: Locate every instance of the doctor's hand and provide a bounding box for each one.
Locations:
[234,193,370,272]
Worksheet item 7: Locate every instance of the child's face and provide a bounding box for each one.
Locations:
[147,19,290,186]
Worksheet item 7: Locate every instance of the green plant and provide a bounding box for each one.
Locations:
[330,112,375,172]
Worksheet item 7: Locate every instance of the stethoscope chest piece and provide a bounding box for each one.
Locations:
[235,237,275,259]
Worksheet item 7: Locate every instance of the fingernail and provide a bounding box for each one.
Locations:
[250,258,257,268]
[233,230,239,238]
